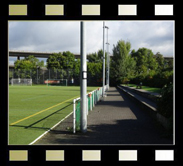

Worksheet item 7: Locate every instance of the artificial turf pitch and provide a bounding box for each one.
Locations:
[9,85,97,145]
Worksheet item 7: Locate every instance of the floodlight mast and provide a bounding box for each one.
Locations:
[105,26,109,91]
[80,21,87,133]
[102,22,106,97]
[102,22,110,96]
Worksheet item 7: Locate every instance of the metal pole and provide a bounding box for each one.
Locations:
[80,21,87,133]
[108,52,110,89]
[102,21,105,97]
[105,26,109,91]
[73,99,76,133]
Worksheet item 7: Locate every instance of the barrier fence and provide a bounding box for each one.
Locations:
[9,68,103,86]
[9,68,80,85]
[73,86,106,133]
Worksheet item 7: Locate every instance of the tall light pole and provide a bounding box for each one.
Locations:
[80,21,87,133]
[108,52,110,90]
[102,21,106,98]
[106,43,110,91]
[105,25,109,91]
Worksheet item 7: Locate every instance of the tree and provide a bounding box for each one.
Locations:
[62,51,75,69]
[147,49,158,71]
[131,48,147,75]
[125,55,136,80]
[86,49,108,86]
[87,62,103,86]
[47,51,75,70]
[14,55,44,79]
[110,40,135,84]
[14,55,44,70]
[87,49,106,63]
[157,82,173,127]
[46,53,62,69]
[131,48,158,83]
[46,51,76,82]
[154,52,164,71]
[164,58,173,71]
[87,52,99,63]
[72,59,80,85]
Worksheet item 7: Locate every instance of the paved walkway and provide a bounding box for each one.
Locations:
[34,87,173,145]
[119,85,157,110]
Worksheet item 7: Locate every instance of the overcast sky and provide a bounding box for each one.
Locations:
[9,21,174,64]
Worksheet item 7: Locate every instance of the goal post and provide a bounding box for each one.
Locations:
[11,78,32,86]
[45,79,68,86]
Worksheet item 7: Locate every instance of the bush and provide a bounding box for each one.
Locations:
[130,70,173,88]
[157,82,173,118]
[157,82,173,134]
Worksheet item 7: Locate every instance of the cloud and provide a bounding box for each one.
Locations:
[9,21,174,57]
[9,21,80,52]
[109,21,174,56]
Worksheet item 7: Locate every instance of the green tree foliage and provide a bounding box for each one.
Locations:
[164,58,173,71]
[46,51,75,70]
[111,41,173,88]
[62,51,75,69]
[130,50,173,88]
[154,52,165,71]
[73,59,80,76]
[14,55,44,70]
[72,59,80,85]
[14,55,44,78]
[125,55,136,80]
[157,82,173,119]
[131,48,160,85]
[87,49,106,63]
[87,62,103,86]
[86,49,107,86]
[88,62,102,76]
[110,40,136,84]
[87,52,99,63]
[46,51,76,81]
[131,47,158,76]
[86,49,106,86]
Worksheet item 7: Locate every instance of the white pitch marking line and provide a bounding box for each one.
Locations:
[29,111,73,145]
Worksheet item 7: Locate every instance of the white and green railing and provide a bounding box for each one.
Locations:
[73,86,106,133]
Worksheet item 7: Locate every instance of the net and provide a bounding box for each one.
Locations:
[11,78,32,86]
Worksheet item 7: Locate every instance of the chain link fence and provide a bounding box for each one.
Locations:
[9,68,80,85]
[9,68,103,86]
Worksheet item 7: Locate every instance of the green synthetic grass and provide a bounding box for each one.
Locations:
[125,84,161,93]
[9,85,97,145]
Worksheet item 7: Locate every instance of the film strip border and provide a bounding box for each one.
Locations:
[3,1,178,165]
[8,149,176,162]
[8,4,174,16]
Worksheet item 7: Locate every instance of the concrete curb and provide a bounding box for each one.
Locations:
[117,86,171,130]
[120,85,161,102]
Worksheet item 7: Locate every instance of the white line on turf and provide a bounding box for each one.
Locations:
[29,111,73,145]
